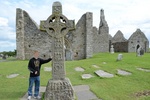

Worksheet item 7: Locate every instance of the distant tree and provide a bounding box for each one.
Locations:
[0,49,16,57]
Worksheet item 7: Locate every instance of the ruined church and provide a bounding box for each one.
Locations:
[16,6,149,60]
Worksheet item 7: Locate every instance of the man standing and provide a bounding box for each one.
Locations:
[27,51,52,100]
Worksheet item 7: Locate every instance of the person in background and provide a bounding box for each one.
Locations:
[27,51,52,100]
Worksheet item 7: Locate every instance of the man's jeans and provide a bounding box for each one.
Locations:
[28,76,40,96]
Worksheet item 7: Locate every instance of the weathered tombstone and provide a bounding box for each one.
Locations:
[40,2,75,100]
[140,48,144,56]
[117,54,123,61]
[110,45,114,54]
[95,70,114,78]
[2,55,6,60]
[137,47,141,56]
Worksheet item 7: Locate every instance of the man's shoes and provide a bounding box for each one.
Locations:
[27,96,31,100]
[34,95,41,99]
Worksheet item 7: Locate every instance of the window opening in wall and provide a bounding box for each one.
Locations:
[43,55,46,57]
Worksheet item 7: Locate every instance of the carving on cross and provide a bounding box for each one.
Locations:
[43,2,75,99]
[39,1,75,80]
[40,15,74,38]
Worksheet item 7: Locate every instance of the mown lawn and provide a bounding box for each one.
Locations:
[0,53,150,100]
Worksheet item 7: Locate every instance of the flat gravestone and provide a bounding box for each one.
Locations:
[44,67,52,71]
[92,65,100,68]
[117,69,132,76]
[75,67,85,72]
[102,62,107,64]
[136,68,150,72]
[7,74,19,78]
[95,70,114,78]
[81,74,93,79]
[73,85,101,100]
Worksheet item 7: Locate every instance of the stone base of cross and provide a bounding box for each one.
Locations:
[44,78,74,100]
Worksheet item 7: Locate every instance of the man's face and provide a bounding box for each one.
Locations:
[34,51,39,58]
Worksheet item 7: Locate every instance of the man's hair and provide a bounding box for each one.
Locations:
[34,50,39,54]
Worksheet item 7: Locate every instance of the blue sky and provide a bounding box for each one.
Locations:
[0,0,150,52]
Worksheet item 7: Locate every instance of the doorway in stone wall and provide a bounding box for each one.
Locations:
[65,50,72,60]
[65,38,72,60]
[136,44,140,52]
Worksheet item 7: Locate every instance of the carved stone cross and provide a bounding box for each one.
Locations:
[40,1,75,100]
[40,2,74,80]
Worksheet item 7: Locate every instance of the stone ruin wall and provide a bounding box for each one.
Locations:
[16,8,149,60]
[112,42,128,52]
[16,8,98,60]
[92,9,109,53]
[128,29,149,52]
[69,12,93,60]
[69,13,86,60]
[16,8,25,60]
[16,8,52,60]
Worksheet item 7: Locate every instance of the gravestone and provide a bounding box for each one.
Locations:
[117,69,132,76]
[110,45,114,54]
[40,2,75,100]
[140,48,144,55]
[7,74,19,78]
[2,55,6,60]
[95,70,114,78]
[137,47,141,56]
[81,74,93,79]
[117,54,123,61]
[75,67,85,72]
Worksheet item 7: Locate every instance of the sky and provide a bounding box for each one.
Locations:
[0,0,150,52]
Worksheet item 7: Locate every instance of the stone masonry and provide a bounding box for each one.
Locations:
[128,29,149,52]
[16,3,149,60]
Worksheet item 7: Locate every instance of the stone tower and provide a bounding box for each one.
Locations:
[85,12,93,58]
[98,9,109,52]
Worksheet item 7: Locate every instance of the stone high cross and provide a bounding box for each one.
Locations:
[40,1,75,100]
[40,2,75,80]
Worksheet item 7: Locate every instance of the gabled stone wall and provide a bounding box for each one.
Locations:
[16,9,52,59]
[70,12,93,60]
[128,29,149,52]
[16,8,94,60]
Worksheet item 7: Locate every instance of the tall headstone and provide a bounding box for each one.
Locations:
[40,2,75,100]
[110,45,114,54]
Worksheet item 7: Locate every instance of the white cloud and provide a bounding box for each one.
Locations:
[0,26,15,41]
[0,17,8,27]
[0,0,150,52]
[0,41,16,52]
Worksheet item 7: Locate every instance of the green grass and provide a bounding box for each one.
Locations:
[0,53,150,100]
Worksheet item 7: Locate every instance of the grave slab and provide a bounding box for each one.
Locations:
[92,65,100,68]
[136,68,150,72]
[44,67,52,71]
[81,74,93,79]
[75,67,85,72]
[95,70,114,78]
[117,69,132,76]
[7,74,19,78]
